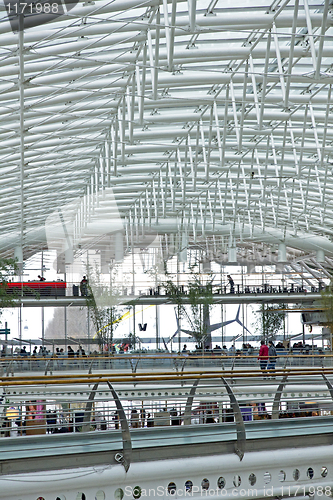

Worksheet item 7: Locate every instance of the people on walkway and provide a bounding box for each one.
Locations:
[170,407,181,425]
[77,345,86,357]
[267,341,277,376]
[113,411,119,429]
[20,346,28,357]
[131,409,140,428]
[67,346,75,358]
[147,412,154,427]
[205,410,215,424]
[229,344,236,355]
[227,275,235,294]
[258,340,269,374]
[46,410,57,434]
[80,276,88,296]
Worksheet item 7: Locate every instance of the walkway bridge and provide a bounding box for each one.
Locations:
[5,285,325,308]
[1,354,333,377]
[1,369,333,500]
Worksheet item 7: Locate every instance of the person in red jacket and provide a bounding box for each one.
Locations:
[258,340,269,374]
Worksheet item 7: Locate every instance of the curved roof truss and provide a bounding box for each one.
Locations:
[0,0,333,268]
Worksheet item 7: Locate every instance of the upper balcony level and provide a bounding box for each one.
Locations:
[1,280,326,307]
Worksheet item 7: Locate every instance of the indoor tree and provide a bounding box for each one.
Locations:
[84,263,124,353]
[0,257,19,312]
[252,303,286,342]
[163,269,214,350]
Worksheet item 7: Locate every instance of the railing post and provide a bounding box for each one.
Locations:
[82,382,99,433]
[6,360,14,377]
[106,381,132,472]
[322,374,333,401]
[272,374,288,419]
[88,360,94,375]
[221,376,246,461]
[129,357,140,373]
[183,378,200,425]
[44,359,53,376]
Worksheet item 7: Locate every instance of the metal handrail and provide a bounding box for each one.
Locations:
[2,367,333,385]
[1,368,332,459]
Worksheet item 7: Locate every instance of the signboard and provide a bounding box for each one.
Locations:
[301,312,327,325]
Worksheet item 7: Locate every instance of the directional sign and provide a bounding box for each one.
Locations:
[0,329,10,335]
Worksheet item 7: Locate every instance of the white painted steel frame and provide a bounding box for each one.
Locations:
[1,445,333,500]
[0,0,333,268]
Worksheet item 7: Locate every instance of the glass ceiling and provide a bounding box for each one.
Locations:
[0,0,333,272]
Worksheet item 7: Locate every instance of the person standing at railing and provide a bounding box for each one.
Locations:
[258,340,269,375]
[182,344,188,354]
[227,275,235,294]
[46,410,57,434]
[267,341,277,377]
[100,417,107,431]
[131,409,140,428]
[147,412,154,427]
[205,410,215,424]
[170,407,181,425]
[80,276,88,296]
[77,345,86,357]
[229,344,236,355]
[67,346,74,358]
[113,411,119,430]
[20,346,28,357]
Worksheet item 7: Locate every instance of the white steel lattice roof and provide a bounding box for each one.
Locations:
[1,0,333,268]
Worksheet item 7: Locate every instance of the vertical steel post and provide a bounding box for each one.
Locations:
[64,306,67,351]
[87,307,90,355]
[18,13,25,350]
[64,271,67,351]
[18,13,24,257]
[41,308,44,347]
[4,322,8,356]
[155,304,159,350]
[133,305,136,350]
